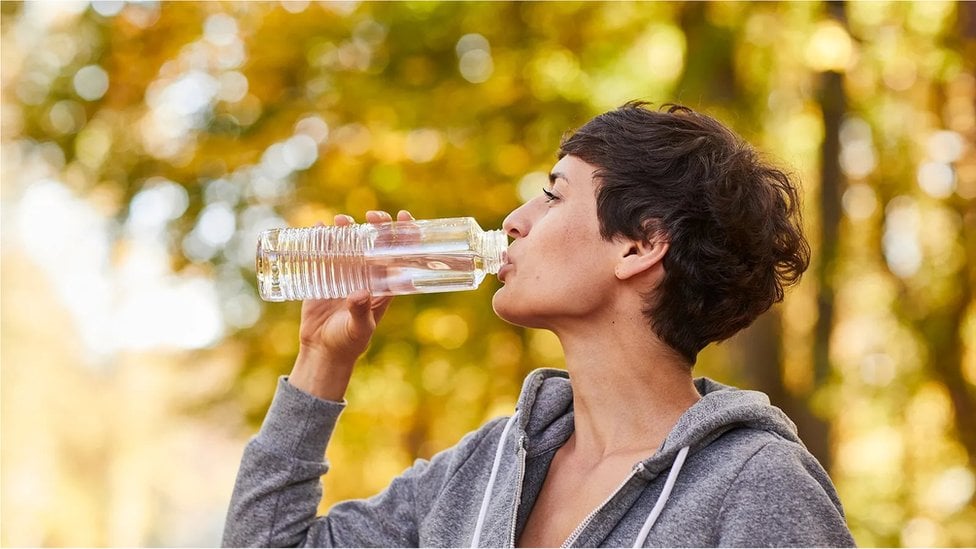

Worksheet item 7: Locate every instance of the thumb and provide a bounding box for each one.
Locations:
[346,289,377,337]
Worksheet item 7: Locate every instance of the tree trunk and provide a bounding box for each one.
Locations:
[807,0,849,473]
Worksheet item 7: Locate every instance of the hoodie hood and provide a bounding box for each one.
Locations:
[512,368,800,476]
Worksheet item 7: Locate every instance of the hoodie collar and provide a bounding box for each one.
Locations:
[512,368,800,474]
[640,377,799,476]
[513,369,573,456]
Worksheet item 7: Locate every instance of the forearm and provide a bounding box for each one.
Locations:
[222,378,345,547]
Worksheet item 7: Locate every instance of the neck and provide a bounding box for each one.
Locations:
[554,311,701,460]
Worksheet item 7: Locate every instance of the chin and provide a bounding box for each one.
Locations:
[491,289,545,329]
[490,289,514,322]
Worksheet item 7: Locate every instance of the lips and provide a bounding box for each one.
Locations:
[497,251,513,283]
[497,263,513,283]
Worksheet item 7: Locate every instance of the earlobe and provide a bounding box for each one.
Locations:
[614,240,669,280]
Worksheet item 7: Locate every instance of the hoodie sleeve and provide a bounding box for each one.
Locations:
[222,377,503,547]
[716,440,856,547]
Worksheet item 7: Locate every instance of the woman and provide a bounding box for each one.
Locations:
[223,103,855,547]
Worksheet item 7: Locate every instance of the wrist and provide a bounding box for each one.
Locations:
[289,345,356,401]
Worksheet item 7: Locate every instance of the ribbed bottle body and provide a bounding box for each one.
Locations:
[256,217,507,302]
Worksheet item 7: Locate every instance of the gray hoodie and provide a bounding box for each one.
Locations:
[223,368,855,547]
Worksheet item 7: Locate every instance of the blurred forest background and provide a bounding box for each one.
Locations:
[2,1,975,546]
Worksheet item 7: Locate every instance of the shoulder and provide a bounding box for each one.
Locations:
[389,415,512,505]
[431,415,512,467]
[705,428,836,499]
[728,432,835,494]
[417,414,515,485]
[711,432,854,546]
[680,427,819,503]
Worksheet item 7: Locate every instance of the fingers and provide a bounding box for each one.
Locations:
[345,288,395,331]
[333,214,355,226]
[345,289,375,333]
[346,288,372,310]
[365,210,393,224]
[370,295,394,323]
[330,210,413,227]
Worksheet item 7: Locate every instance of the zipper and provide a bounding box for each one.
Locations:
[560,462,645,548]
[507,435,527,548]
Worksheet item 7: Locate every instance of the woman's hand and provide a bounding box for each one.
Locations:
[288,209,414,401]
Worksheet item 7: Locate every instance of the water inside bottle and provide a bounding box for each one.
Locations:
[365,253,486,295]
[258,236,491,301]
[257,220,505,301]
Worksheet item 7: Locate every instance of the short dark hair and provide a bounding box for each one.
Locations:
[559,102,810,364]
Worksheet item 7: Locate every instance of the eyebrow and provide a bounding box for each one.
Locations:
[549,171,568,184]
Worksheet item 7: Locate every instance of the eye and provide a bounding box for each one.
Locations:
[542,187,559,203]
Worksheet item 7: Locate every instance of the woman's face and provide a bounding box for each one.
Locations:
[492,155,622,330]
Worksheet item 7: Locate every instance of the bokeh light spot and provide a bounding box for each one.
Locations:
[917,162,956,198]
[73,65,109,101]
[805,20,854,72]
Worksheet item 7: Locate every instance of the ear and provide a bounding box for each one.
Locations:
[614,238,669,280]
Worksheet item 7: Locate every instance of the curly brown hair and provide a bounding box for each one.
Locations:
[559,102,811,364]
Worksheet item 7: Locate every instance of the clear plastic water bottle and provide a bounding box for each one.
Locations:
[256,217,508,302]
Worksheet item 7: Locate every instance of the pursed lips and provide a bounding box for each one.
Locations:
[497,251,513,283]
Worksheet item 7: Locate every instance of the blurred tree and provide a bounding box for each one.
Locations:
[2,1,974,546]
[810,0,850,474]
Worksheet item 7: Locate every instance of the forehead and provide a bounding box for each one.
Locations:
[551,155,599,184]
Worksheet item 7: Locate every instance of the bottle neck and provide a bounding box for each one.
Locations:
[480,229,508,274]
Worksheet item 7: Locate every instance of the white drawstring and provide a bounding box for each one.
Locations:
[470,420,686,548]
[470,412,520,548]
[632,445,690,548]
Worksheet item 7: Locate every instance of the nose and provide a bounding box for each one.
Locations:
[502,201,532,239]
